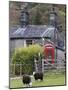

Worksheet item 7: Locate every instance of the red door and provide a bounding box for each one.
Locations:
[44,44,55,64]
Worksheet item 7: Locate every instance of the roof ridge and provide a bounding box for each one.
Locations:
[41,27,49,37]
[41,26,55,38]
[13,27,26,35]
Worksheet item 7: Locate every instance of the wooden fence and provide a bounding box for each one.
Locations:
[34,59,65,73]
[10,59,65,77]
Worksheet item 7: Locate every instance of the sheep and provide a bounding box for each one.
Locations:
[33,72,43,81]
[22,74,32,87]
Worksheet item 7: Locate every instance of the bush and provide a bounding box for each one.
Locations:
[12,44,43,74]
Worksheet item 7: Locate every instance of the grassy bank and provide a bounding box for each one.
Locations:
[10,72,65,88]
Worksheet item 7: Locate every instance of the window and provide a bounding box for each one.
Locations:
[26,40,32,46]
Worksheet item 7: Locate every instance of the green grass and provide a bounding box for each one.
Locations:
[10,72,65,88]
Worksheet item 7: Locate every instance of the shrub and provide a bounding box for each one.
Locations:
[12,44,43,74]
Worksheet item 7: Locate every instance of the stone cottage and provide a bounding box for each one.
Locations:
[9,6,65,69]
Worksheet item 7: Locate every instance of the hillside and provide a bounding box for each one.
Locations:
[9,1,66,31]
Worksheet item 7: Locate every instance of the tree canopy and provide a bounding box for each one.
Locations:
[9,1,66,31]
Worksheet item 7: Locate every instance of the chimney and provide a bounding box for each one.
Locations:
[49,5,58,27]
[20,6,29,28]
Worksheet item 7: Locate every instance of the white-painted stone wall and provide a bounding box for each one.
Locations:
[57,49,65,70]
[10,39,26,52]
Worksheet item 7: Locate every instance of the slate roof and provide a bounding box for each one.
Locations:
[10,25,65,50]
[10,25,55,39]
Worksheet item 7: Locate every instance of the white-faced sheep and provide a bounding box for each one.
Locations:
[22,74,32,87]
[33,72,43,81]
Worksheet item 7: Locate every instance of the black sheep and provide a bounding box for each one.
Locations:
[33,72,43,81]
[22,74,32,87]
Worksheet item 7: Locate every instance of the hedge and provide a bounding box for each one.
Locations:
[12,44,43,74]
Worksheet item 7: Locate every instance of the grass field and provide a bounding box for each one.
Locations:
[10,72,65,88]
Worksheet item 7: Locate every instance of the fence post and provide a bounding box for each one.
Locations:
[34,59,38,72]
[42,59,44,73]
[14,64,15,76]
[20,63,22,76]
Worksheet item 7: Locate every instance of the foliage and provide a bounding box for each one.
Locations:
[9,2,66,31]
[12,44,43,74]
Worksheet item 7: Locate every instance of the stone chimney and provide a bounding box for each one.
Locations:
[49,5,58,28]
[20,6,29,28]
